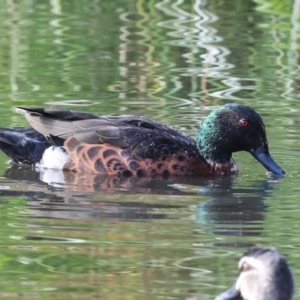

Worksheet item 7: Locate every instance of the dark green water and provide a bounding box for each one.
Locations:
[0,0,299,299]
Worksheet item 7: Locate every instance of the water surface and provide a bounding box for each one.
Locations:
[0,0,299,299]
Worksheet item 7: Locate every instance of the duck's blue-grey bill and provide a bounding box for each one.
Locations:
[215,285,241,300]
[250,144,285,176]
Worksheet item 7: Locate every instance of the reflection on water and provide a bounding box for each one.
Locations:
[2,166,275,233]
[196,179,273,238]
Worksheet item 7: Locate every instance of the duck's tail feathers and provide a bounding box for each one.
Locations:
[0,128,51,165]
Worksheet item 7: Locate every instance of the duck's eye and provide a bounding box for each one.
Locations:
[239,119,248,127]
[241,261,251,272]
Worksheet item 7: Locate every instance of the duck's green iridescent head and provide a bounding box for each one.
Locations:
[196,103,285,175]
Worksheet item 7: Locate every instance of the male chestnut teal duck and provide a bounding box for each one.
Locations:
[215,246,294,300]
[0,104,284,177]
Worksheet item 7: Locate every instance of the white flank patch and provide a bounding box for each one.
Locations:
[37,146,70,170]
[39,169,66,187]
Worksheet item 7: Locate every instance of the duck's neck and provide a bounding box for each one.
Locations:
[196,119,232,164]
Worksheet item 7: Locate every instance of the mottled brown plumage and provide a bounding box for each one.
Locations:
[64,139,212,176]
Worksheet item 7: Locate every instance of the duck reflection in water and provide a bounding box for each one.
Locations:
[194,177,277,238]
[2,166,278,234]
[215,246,294,300]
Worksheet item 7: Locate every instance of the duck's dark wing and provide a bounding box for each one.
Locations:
[0,128,50,164]
[16,107,198,160]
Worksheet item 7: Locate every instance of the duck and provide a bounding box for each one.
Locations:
[215,246,294,300]
[0,103,285,177]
